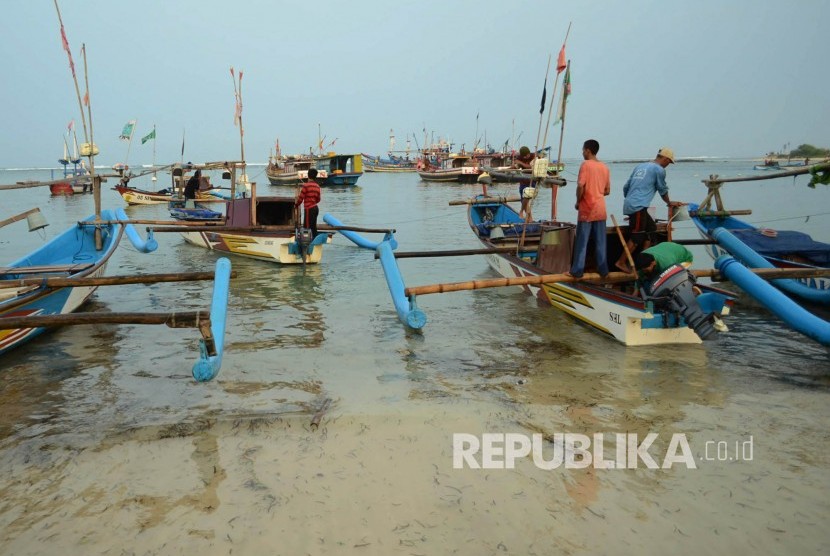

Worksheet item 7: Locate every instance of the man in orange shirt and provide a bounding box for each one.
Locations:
[568,139,611,278]
[296,168,322,237]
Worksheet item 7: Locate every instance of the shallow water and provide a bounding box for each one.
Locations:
[0,161,828,554]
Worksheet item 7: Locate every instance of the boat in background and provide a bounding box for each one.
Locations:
[50,133,91,195]
[362,129,418,173]
[266,154,322,186]
[313,152,363,186]
[362,154,417,173]
[157,161,330,265]
[417,153,482,183]
[113,164,233,205]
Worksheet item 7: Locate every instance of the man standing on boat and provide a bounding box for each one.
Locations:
[512,146,535,219]
[614,147,680,272]
[296,168,322,237]
[568,139,610,279]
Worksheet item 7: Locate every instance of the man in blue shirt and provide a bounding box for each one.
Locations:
[614,147,680,272]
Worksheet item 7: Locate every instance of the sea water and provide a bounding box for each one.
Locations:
[0,160,828,554]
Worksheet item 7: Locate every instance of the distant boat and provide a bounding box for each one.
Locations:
[50,133,90,195]
[417,153,482,183]
[170,161,330,265]
[313,152,363,186]
[362,154,417,173]
[265,154,320,186]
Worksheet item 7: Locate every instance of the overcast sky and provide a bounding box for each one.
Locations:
[3,0,828,167]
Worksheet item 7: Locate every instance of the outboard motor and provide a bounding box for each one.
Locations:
[645,265,716,340]
[296,227,313,260]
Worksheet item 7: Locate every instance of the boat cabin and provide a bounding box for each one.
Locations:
[314,153,363,175]
[225,196,296,227]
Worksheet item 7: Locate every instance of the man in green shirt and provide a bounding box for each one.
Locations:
[634,241,694,281]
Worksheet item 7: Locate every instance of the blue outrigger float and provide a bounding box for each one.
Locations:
[690,162,830,306]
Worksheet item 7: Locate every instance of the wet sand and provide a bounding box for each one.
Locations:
[1,384,827,555]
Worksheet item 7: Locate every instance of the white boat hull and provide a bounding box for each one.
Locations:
[180,231,323,265]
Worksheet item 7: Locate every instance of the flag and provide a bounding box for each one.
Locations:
[540,78,547,115]
[60,25,75,77]
[119,120,136,141]
[554,62,571,125]
[67,120,74,132]
[556,45,566,73]
[141,129,156,145]
[181,129,186,157]
[83,90,89,106]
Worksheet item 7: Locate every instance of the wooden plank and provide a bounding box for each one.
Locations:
[0,263,95,276]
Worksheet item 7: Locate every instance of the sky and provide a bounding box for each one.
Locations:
[2,0,828,168]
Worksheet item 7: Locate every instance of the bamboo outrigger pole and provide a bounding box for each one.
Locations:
[404,266,830,297]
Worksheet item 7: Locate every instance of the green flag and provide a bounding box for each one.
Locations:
[141,129,156,145]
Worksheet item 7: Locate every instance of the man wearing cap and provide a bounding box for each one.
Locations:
[614,147,681,273]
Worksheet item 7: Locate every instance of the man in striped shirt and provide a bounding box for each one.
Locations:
[296,168,322,237]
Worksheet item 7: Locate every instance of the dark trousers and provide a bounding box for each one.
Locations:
[304,206,319,237]
[570,220,608,277]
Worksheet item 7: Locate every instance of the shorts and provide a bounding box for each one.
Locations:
[626,208,656,247]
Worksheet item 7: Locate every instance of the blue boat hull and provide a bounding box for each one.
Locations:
[0,210,124,355]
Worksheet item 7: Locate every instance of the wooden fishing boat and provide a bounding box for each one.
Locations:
[417,154,482,183]
[50,131,91,195]
[265,154,323,185]
[461,198,734,345]
[154,162,329,265]
[313,152,363,186]
[362,154,417,173]
[113,164,232,206]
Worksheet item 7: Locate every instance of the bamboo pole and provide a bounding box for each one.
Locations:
[688,209,753,217]
[79,219,224,227]
[404,266,830,297]
[148,223,390,234]
[0,311,209,329]
[406,270,632,296]
[0,270,236,290]
[373,247,518,260]
[610,214,636,274]
[703,162,829,185]
[448,195,522,206]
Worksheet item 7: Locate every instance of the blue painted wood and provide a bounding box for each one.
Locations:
[192,257,231,382]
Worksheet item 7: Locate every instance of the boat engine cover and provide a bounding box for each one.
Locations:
[647,265,716,340]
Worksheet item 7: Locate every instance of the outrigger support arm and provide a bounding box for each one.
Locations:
[323,213,426,330]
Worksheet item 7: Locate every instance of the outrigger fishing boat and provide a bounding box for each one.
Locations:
[113,164,231,205]
[313,152,363,186]
[417,153,482,183]
[689,162,830,305]
[265,154,322,186]
[0,203,233,380]
[151,161,330,265]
